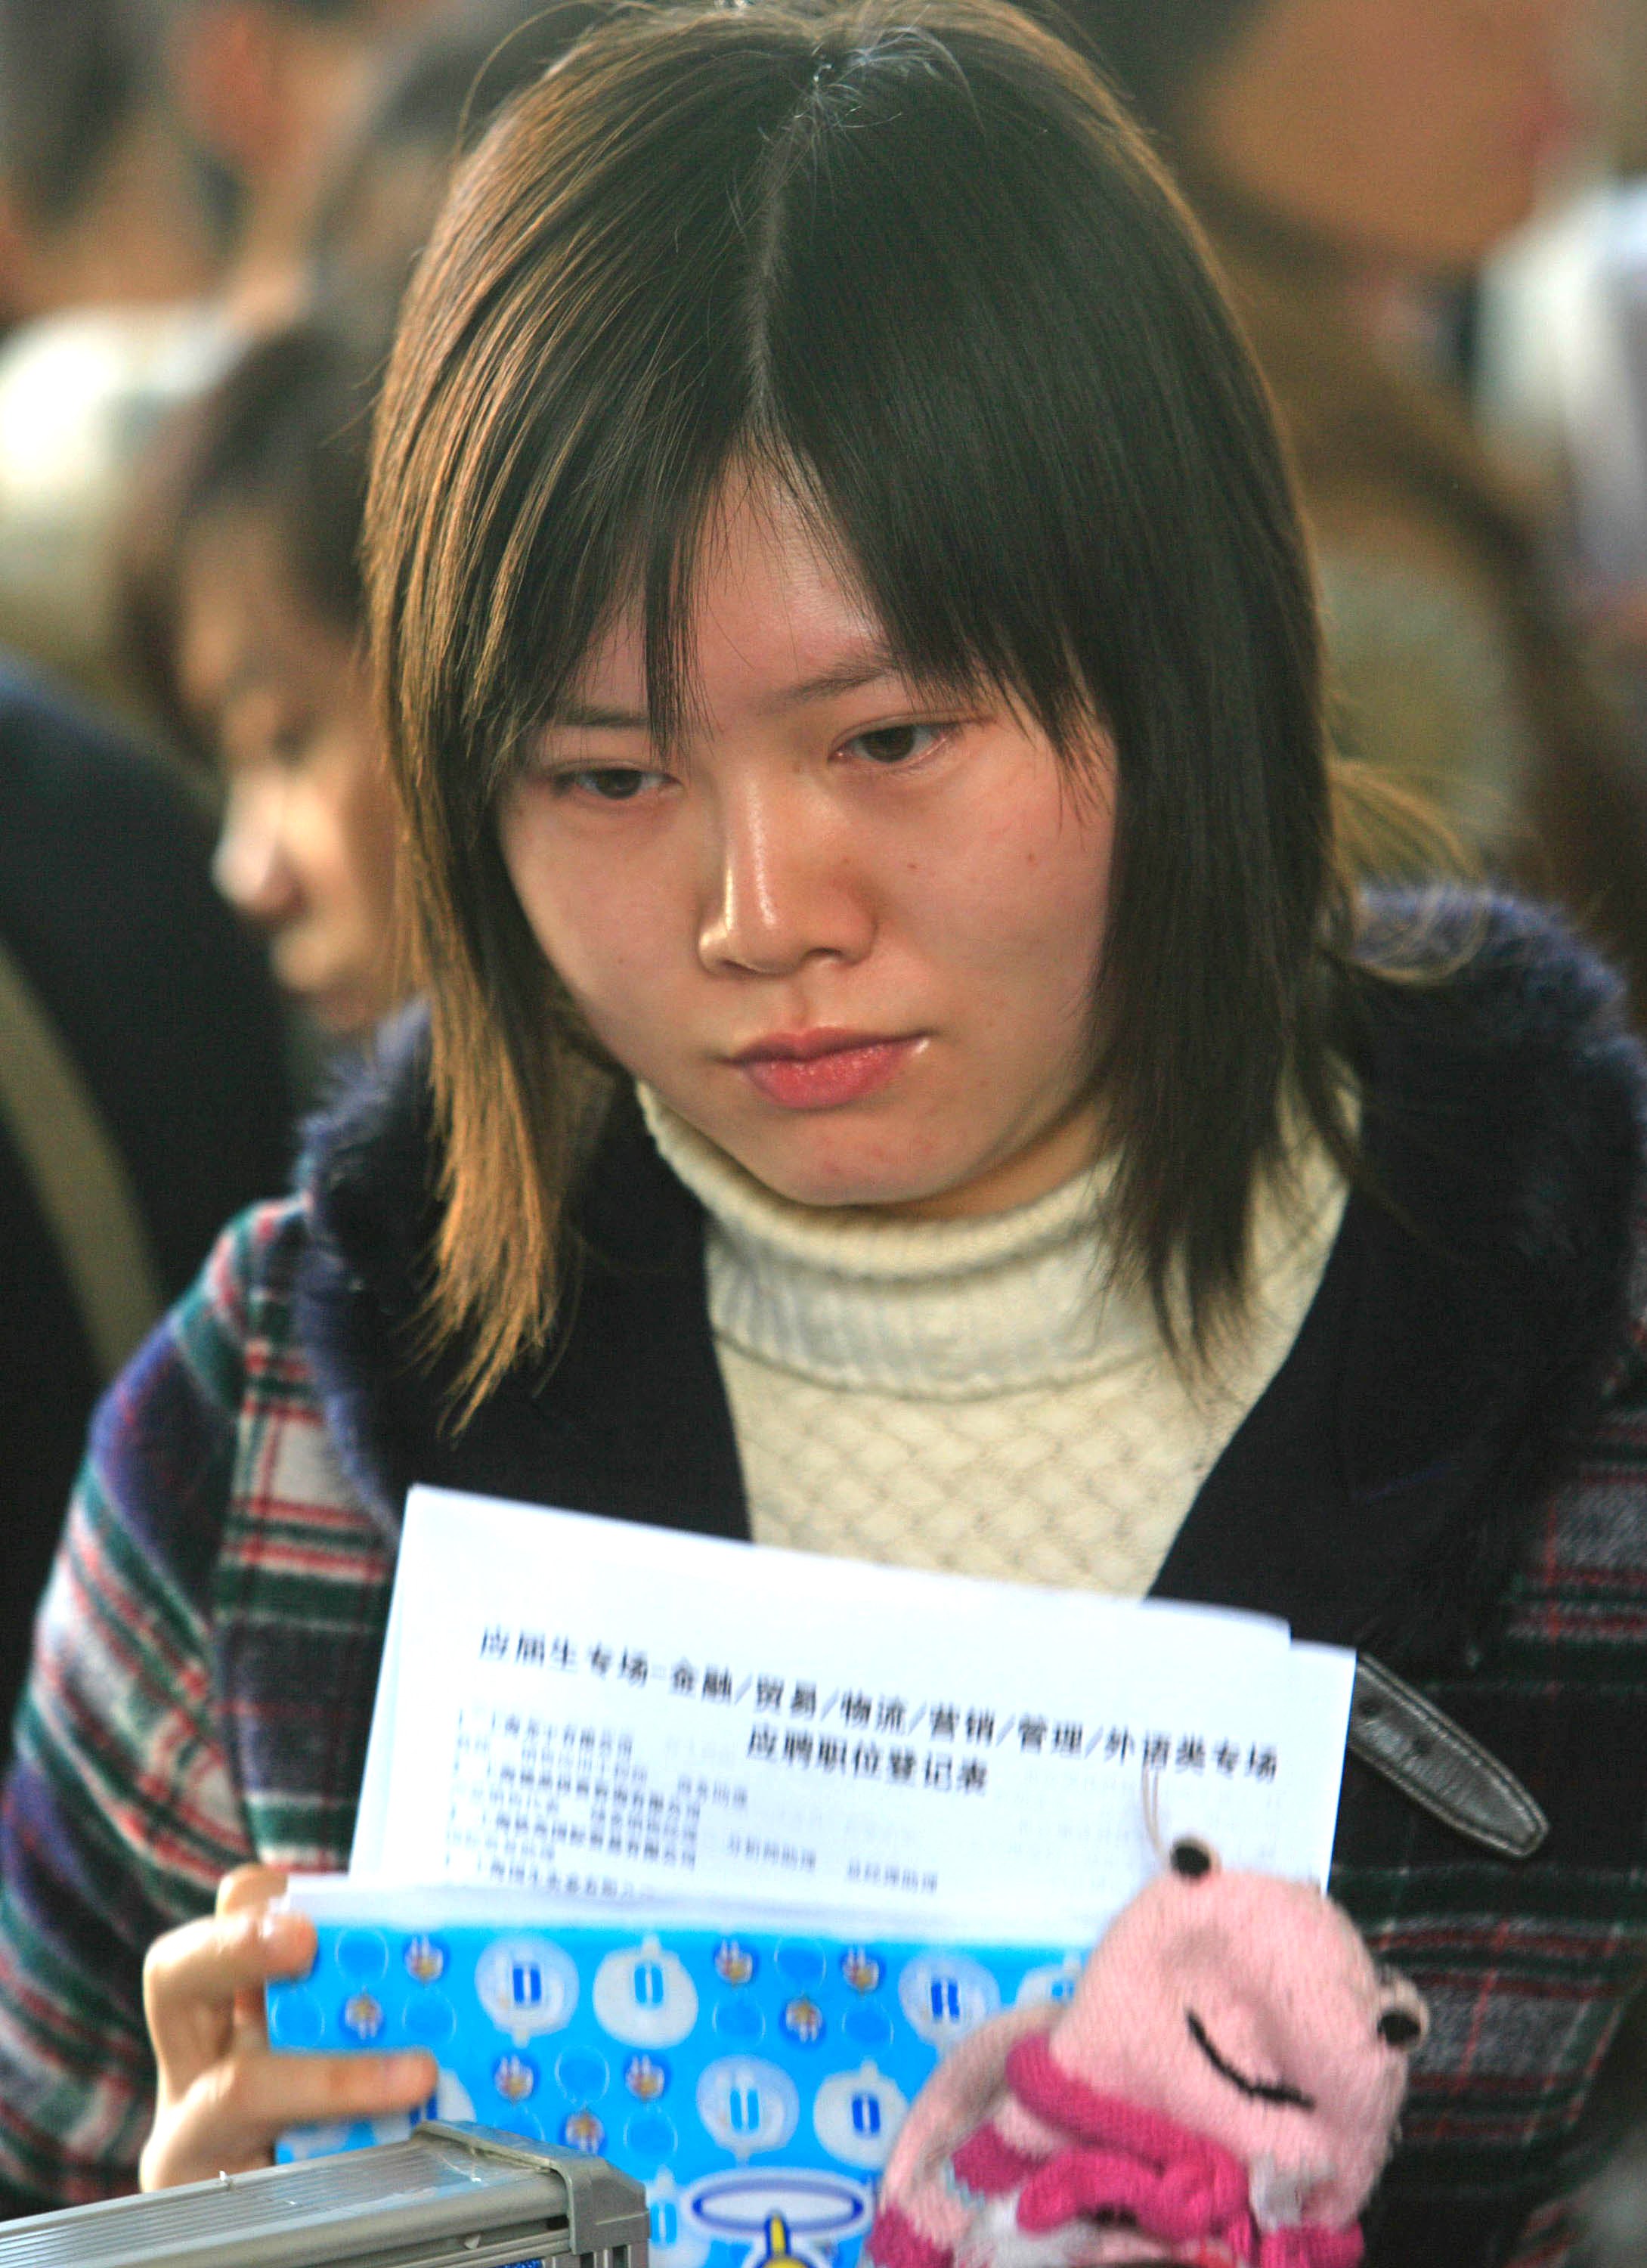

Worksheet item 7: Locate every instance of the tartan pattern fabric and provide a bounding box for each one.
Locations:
[0,1189,1645,2262]
[1336,1206,1647,2262]
[0,1198,390,2204]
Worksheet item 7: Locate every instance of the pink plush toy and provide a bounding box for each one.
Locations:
[866,1841,1427,2268]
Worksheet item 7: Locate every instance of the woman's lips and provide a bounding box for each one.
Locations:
[733,1033,923,1110]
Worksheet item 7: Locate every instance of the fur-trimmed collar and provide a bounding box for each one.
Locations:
[294,893,1645,1672]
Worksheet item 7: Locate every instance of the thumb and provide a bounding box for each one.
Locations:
[218,1864,289,1917]
[219,1864,295,2040]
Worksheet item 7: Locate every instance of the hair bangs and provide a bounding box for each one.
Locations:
[742,30,1116,770]
[401,8,1138,808]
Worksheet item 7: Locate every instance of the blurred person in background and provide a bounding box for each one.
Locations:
[1073,0,1647,1024]
[308,0,610,341]
[0,655,292,1758]
[0,0,229,702]
[162,0,452,330]
[0,0,219,333]
[1478,1,1647,673]
[100,2,618,1053]
[121,321,404,1046]
[0,0,444,714]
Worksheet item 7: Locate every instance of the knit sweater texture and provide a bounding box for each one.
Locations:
[640,1089,1348,1593]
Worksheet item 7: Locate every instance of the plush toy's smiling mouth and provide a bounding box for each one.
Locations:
[1186,2010,1316,2111]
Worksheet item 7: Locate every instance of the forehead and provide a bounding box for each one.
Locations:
[177,509,342,705]
[565,476,906,715]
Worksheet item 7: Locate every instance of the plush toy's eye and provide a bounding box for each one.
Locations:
[1377,2007,1425,2051]
[1169,1838,1216,1879]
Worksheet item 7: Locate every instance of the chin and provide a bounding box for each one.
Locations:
[735,1138,961,1215]
[294,981,374,1040]
[796,1182,938,1213]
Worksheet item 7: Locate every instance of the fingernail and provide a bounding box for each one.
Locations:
[389,2052,437,2090]
[257,1910,315,1978]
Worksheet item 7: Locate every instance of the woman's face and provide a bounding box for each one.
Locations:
[178,514,402,1037]
[1187,0,1588,275]
[500,479,1116,1220]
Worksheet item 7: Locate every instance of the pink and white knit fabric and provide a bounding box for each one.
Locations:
[868,2031,1362,2268]
[865,1861,1426,2268]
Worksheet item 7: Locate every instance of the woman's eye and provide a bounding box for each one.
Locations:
[845,722,943,767]
[243,711,317,769]
[556,767,658,801]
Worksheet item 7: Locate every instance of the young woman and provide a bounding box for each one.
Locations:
[0,5,1642,2263]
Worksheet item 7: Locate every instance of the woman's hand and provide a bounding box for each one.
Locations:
[138,1864,437,2191]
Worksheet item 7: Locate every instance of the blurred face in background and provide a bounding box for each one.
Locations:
[178,510,401,1036]
[0,119,220,327]
[169,0,445,323]
[1186,0,1591,275]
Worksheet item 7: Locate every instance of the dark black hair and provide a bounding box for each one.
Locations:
[366,0,1351,1406]
[121,320,375,754]
[0,0,152,225]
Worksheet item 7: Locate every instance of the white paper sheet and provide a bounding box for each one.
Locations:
[353,1487,1352,1937]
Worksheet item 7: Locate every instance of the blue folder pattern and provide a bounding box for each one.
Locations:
[268,1916,1083,2268]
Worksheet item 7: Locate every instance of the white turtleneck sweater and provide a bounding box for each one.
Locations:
[639,1091,1348,1597]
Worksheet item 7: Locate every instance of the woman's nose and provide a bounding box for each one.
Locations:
[696,781,875,977]
[212,773,302,929]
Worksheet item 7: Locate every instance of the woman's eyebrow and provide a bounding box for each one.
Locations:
[542,647,933,728]
[542,699,649,730]
[766,644,921,709]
